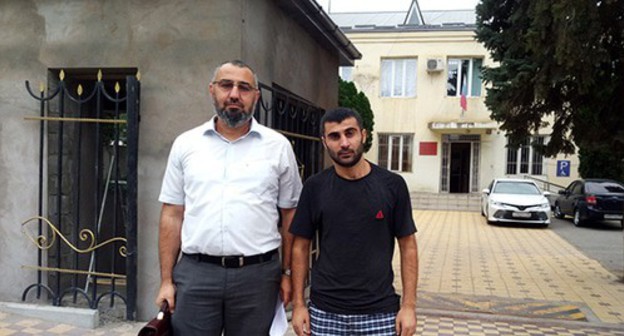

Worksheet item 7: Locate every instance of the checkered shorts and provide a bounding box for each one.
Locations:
[309,303,397,335]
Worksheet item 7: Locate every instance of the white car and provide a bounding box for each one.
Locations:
[481,178,551,226]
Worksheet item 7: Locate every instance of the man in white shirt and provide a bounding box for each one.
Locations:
[156,60,302,335]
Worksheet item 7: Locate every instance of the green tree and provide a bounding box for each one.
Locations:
[475,0,624,180]
[338,78,375,152]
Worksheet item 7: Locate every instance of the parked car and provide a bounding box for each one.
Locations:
[553,179,624,227]
[481,178,551,226]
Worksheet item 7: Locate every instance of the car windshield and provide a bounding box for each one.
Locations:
[586,182,624,194]
[492,181,541,195]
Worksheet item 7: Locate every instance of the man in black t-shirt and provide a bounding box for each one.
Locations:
[290,108,419,336]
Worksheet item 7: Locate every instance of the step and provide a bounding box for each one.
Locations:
[410,192,481,212]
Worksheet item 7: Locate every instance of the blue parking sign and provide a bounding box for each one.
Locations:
[557,160,570,177]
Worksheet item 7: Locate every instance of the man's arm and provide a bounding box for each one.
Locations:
[291,236,311,335]
[279,207,296,306]
[395,234,418,336]
[155,203,184,312]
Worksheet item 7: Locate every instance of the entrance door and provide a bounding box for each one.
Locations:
[450,142,471,193]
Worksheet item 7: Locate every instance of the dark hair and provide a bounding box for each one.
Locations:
[320,107,364,135]
[212,59,258,87]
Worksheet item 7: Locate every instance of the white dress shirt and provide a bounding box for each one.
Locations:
[159,117,302,256]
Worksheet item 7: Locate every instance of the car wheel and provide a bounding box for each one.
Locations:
[553,204,565,219]
[554,203,565,219]
[573,208,583,227]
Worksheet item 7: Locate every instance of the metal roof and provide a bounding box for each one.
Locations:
[330,11,406,28]
[423,10,475,25]
[330,9,476,30]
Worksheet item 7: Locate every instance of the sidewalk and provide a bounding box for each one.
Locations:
[407,210,624,324]
[2,210,624,335]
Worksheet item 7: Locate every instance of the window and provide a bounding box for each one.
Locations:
[339,66,353,81]
[447,58,483,97]
[587,181,624,193]
[571,182,583,195]
[378,134,413,172]
[505,136,545,175]
[380,58,417,97]
[492,181,541,195]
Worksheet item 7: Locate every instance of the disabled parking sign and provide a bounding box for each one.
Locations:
[557,160,570,177]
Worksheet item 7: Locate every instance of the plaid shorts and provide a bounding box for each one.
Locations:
[309,303,397,335]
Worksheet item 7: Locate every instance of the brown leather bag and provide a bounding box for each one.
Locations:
[138,301,172,336]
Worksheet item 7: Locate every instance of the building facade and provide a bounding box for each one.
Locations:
[332,1,579,194]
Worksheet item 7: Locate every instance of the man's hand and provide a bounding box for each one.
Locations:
[395,306,416,335]
[157,203,183,314]
[155,282,176,313]
[280,274,292,307]
[292,305,311,336]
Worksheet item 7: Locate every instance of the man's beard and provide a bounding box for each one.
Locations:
[327,143,365,168]
[214,102,255,129]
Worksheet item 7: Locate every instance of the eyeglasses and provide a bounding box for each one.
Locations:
[212,79,257,94]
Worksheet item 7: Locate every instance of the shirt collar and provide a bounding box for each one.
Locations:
[203,116,262,140]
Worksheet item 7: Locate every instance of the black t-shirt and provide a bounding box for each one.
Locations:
[290,163,417,314]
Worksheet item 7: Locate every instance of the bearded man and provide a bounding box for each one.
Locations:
[290,107,419,336]
[156,60,302,335]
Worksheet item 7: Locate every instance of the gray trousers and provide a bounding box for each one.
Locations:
[171,253,281,336]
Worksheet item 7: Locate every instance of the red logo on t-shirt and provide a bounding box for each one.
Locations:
[376,210,384,220]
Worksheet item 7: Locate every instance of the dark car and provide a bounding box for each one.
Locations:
[553,179,624,227]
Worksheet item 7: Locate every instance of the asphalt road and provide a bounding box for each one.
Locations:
[549,216,624,280]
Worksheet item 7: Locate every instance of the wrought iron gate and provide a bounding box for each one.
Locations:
[255,82,324,265]
[21,69,139,320]
[255,83,324,181]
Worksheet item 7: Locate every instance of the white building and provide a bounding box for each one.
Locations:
[332,1,579,194]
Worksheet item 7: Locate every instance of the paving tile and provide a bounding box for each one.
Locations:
[3,210,624,335]
[410,210,624,324]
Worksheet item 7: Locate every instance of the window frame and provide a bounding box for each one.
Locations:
[446,57,483,97]
[380,58,417,98]
[505,136,546,176]
[378,133,413,172]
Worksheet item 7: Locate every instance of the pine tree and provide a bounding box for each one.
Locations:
[338,78,375,152]
[475,0,624,180]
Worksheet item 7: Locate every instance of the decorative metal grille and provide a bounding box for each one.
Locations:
[255,82,324,275]
[471,142,480,192]
[21,69,139,320]
[441,142,450,192]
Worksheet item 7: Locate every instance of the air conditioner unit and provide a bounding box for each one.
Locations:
[426,58,444,72]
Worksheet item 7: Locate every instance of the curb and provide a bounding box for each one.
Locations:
[0,301,99,329]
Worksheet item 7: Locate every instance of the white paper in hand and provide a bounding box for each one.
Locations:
[269,296,288,336]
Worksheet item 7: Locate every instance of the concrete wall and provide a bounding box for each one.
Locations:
[346,29,579,193]
[242,1,339,107]
[0,0,339,321]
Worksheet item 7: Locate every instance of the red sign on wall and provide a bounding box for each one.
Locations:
[419,142,438,156]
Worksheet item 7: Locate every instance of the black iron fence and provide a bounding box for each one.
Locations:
[21,69,139,320]
[255,82,325,181]
[255,82,325,268]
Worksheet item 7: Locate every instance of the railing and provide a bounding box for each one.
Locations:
[523,175,566,207]
[254,82,324,285]
[20,69,139,320]
[523,175,566,192]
